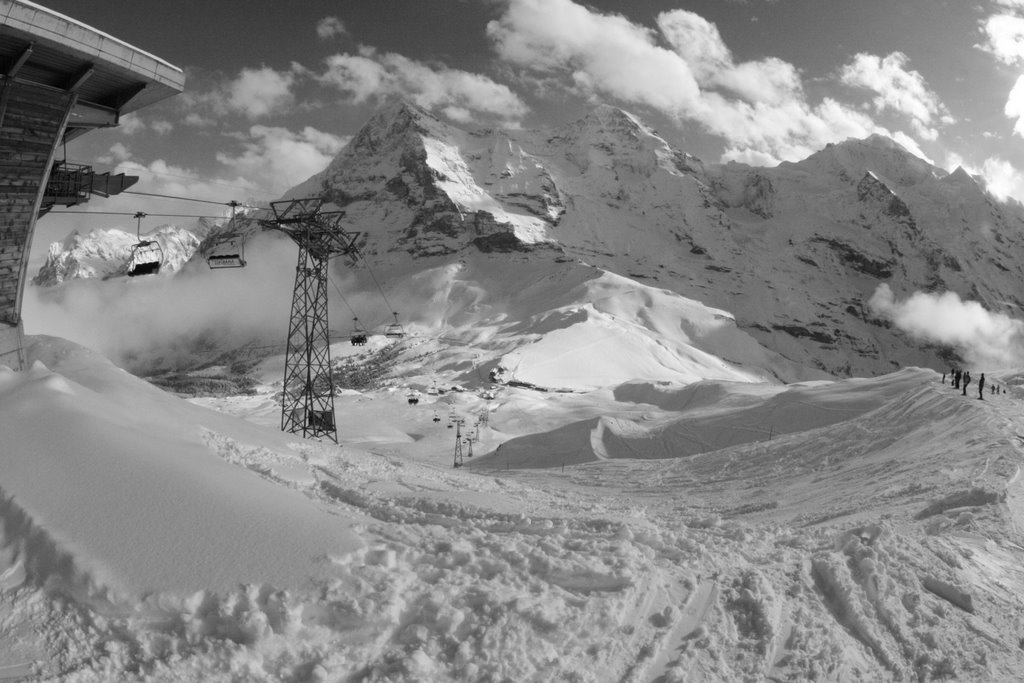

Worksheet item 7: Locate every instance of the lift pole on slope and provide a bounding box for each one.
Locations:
[453,418,465,468]
[260,198,360,443]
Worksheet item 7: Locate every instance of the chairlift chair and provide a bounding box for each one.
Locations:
[206,237,246,269]
[126,212,163,277]
[206,201,247,269]
[350,317,368,346]
[384,312,405,338]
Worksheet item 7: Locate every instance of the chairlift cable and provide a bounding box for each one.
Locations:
[48,210,223,218]
[354,251,399,322]
[122,191,248,207]
[327,273,359,321]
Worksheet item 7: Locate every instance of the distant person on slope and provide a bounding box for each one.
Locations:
[953,369,961,389]
[962,371,971,396]
[978,373,985,400]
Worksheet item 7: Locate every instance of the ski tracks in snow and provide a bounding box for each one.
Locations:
[631,576,718,683]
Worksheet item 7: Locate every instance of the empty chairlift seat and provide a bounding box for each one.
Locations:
[205,201,247,269]
[127,240,162,276]
[205,235,246,269]
[384,312,405,338]
[126,211,163,277]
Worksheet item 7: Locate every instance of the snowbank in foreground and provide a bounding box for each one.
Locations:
[0,338,361,596]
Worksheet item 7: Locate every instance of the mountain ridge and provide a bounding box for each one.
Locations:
[293,100,1024,376]
[34,100,1024,379]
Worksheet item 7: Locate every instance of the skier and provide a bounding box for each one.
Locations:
[954,369,961,389]
[978,373,985,400]
[962,371,971,397]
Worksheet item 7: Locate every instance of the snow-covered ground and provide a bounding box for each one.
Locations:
[3,330,1024,681]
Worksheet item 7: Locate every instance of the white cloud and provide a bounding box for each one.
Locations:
[117,114,146,135]
[319,47,528,122]
[1005,74,1024,137]
[937,153,1024,203]
[178,66,297,123]
[114,114,173,137]
[216,125,349,193]
[656,11,802,106]
[979,156,1024,202]
[226,66,296,119]
[838,52,952,140]
[488,0,702,115]
[317,16,348,40]
[868,283,1024,368]
[655,10,731,81]
[978,13,1024,65]
[96,142,132,165]
[150,119,174,135]
[24,237,300,371]
[183,112,215,127]
[487,0,899,164]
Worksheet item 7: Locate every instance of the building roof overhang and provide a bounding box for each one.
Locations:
[0,0,185,140]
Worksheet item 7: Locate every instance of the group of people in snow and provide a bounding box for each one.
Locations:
[944,368,1003,400]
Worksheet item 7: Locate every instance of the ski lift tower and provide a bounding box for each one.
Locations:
[260,198,360,443]
[453,418,465,468]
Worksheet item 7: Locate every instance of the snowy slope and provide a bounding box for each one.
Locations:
[314,252,822,392]
[5,335,1024,680]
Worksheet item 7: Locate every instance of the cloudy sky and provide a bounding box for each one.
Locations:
[31,0,1024,254]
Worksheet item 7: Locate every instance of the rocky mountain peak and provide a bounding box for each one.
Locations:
[792,134,942,188]
[340,99,448,160]
[942,165,984,191]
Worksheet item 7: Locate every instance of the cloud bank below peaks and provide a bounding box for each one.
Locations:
[868,284,1024,368]
[486,0,942,165]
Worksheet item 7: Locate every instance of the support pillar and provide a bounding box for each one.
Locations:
[0,319,24,370]
[0,78,77,370]
[280,244,337,442]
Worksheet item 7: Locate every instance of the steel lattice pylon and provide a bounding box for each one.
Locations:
[261,198,360,443]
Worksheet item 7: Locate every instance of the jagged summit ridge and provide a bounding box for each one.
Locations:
[790,134,943,188]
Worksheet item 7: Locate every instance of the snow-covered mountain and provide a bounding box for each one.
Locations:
[291,100,1024,377]
[34,101,1024,379]
[33,223,201,285]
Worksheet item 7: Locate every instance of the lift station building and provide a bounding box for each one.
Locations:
[0,0,184,369]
